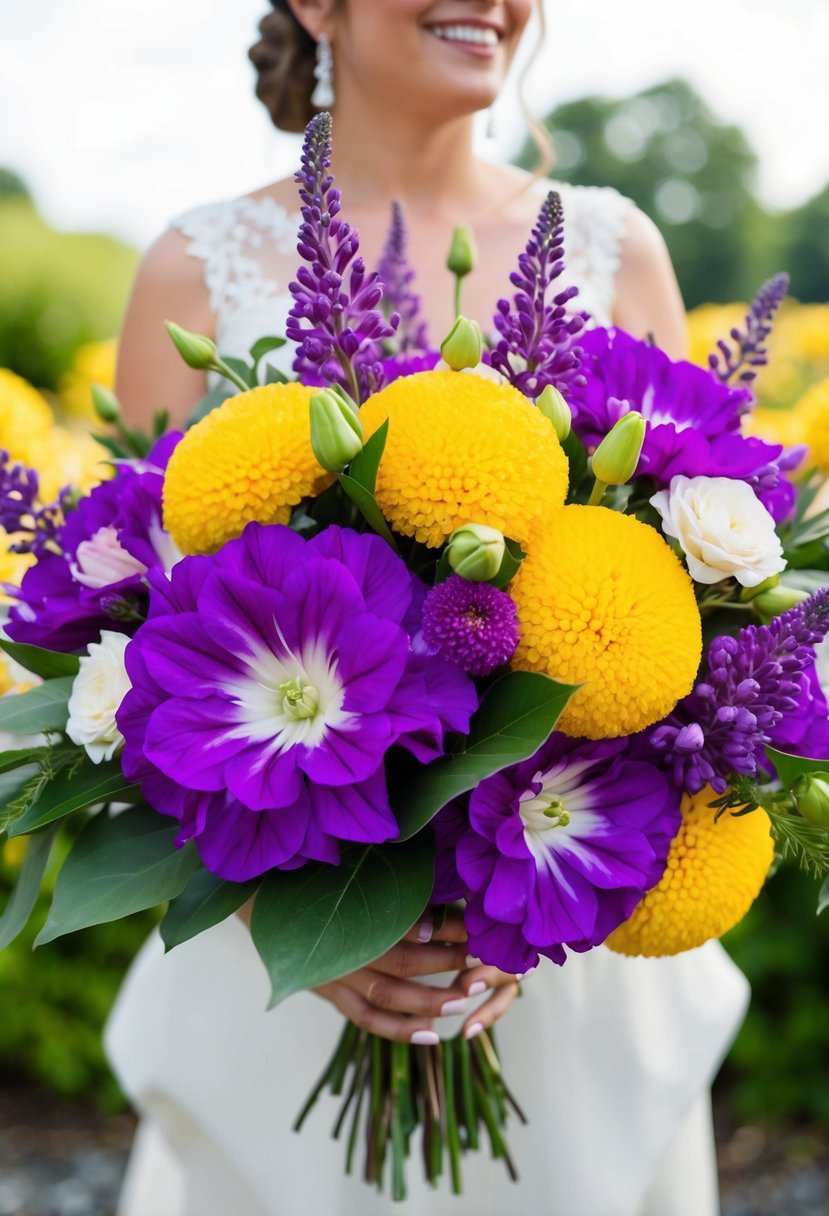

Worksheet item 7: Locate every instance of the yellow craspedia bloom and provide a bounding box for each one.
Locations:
[686,303,744,372]
[744,405,801,450]
[0,369,53,463]
[36,427,111,501]
[359,370,568,548]
[59,339,117,421]
[607,786,774,956]
[163,383,333,554]
[795,376,829,471]
[510,506,701,738]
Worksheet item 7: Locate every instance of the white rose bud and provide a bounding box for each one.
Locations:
[66,631,132,763]
[650,475,785,588]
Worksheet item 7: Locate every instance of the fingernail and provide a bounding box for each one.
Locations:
[515,972,526,982]
[465,1021,485,1040]
[465,953,481,968]
[440,997,468,1016]
[411,1029,440,1046]
[417,920,433,943]
[468,980,487,997]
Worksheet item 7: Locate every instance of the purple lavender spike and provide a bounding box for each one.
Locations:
[708,272,790,388]
[0,450,67,556]
[375,201,429,353]
[651,589,829,794]
[489,191,588,399]
[286,113,399,403]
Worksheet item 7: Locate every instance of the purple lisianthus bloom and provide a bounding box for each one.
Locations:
[118,523,477,881]
[453,734,680,973]
[569,329,792,503]
[6,434,182,652]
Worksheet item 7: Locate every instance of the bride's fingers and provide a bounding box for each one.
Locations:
[374,939,469,978]
[458,964,524,997]
[314,982,439,1045]
[461,978,520,1040]
[402,907,468,946]
[342,969,471,1018]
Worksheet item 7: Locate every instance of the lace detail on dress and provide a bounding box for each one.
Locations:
[171,196,300,319]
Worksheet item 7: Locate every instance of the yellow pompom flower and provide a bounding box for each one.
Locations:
[607,786,774,956]
[359,370,568,548]
[59,339,118,421]
[163,383,333,554]
[795,376,829,471]
[510,506,701,738]
[0,369,53,464]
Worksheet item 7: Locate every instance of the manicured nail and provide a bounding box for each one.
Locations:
[410,1029,440,1046]
[440,997,468,1016]
[417,919,433,943]
[468,980,487,997]
[465,953,481,968]
[464,1021,485,1040]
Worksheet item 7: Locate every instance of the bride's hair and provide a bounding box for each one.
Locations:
[248,1,330,134]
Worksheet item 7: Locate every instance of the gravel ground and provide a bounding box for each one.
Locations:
[1,1087,827,1216]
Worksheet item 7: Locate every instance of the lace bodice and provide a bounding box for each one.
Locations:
[171,180,633,372]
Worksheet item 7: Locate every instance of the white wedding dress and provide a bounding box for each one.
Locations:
[106,181,749,1216]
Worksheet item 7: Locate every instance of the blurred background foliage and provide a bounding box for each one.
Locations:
[1,74,828,1124]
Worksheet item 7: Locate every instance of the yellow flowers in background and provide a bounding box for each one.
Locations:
[58,339,118,422]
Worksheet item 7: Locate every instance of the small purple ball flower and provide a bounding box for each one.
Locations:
[421,575,519,677]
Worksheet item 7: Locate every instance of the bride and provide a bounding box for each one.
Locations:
[108,2,749,1213]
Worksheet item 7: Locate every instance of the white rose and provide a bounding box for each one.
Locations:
[66,631,132,763]
[650,474,785,588]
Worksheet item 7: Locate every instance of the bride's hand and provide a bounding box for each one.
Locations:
[311,908,521,1044]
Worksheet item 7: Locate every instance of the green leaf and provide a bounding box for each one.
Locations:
[250,835,435,1007]
[35,806,199,945]
[780,569,829,595]
[221,356,256,388]
[249,335,287,366]
[765,745,829,790]
[562,429,588,493]
[394,672,580,840]
[0,823,59,950]
[187,383,235,427]
[0,764,41,831]
[338,473,398,550]
[490,536,525,589]
[8,759,139,836]
[348,420,388,495]
[0,677,75,734]
[160,869,259,951]
[264,364,289,385]
[0,747,45,775]
[0,641,80,681]
[818,875,829,916]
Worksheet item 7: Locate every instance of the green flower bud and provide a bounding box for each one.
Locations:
[446,523,506,582]
[446,225,477,278]
[165,321,218,371]
[309,388,363,473]
[753,583,810,623]
[440,317,483,372]
[90,383,121,424]
[536,385,572,442]
[591,412,647,486]
[794,774,829,827]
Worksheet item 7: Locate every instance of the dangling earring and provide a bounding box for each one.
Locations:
[311,33,335,108]
[485,105,497,140]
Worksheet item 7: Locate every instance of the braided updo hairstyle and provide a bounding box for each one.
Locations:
[249,2,338,133]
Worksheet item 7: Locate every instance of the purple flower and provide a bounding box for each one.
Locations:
[6,434,181,652]
[376,201,429,353]
[381,349,441,384]
[708,272,789,388]
[421,576,519,677]
[651,589,829,794]
[452,735,680,973]
[0,450,69,557]
[489,191,587,399]
[118,524,477,881]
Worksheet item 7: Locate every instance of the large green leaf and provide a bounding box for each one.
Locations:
[338,473,398,550]
[0,640,80,681]
[160,869,259,951]
[250,835,434,1007]
[765,745,829,790]
[8,759,139,837]
[35,806,198,945]
[0,677,74,734]
[394,671,579,841]
[0,747,45,776]
[348,420,388,495]
[0,822,59,949]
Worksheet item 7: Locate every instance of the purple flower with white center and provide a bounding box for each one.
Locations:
[489,191,588,399]
[708,273,789,388]
[421,575,519,677]
[286,113,398,403]
[0,450,69,557]
[453,735,680,973]
[6,434,182,652]
[376,200,429,353]
[651,589,829,794]
[117,523,477,881]
[569,328,791,500]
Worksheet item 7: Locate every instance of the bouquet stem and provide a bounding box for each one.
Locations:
[295,1020,526,1200]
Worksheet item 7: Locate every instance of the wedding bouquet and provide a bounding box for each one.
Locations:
[2,113,829,1200]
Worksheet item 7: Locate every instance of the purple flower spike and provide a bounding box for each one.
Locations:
[286,113,399,403]
[489,191,588,399]
[708,273,790,388]
[0,450,69,558]
[651,589,829,794]
[376,200,429,353]
[451,735,680,973]
[422,575,519,677]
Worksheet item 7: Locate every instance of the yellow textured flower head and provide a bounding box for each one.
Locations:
[359,370,568,548]
[510,505,701,738]
[0,369,53,464]
[607,786,774,956]
[163,383,334,555]
[795,376,829,471]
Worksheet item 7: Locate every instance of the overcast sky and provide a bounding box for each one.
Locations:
[1,0,825,248]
